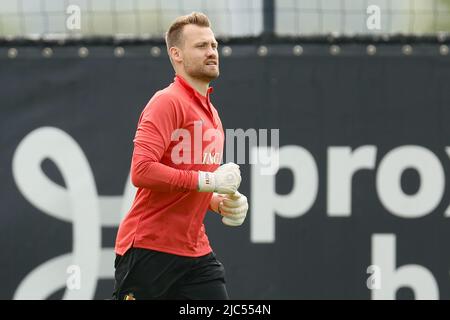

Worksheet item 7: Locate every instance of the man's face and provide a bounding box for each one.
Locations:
[179,25,219,82]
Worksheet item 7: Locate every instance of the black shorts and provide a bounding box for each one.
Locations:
[113,247,229,300]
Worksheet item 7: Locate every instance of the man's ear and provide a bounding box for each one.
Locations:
[169,47,182,63]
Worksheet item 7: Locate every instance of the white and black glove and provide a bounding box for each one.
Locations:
[198,162,241,194]
[210,191,248,227]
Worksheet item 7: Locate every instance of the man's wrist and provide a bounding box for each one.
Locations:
[198,171,216,192]
[209,192,226,214]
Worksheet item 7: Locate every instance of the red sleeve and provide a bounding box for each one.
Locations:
[131,94,198,192]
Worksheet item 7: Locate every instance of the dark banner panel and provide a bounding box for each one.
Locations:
[1,44,450,299]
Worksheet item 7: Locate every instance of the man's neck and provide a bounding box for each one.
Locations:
[177,72,209,97]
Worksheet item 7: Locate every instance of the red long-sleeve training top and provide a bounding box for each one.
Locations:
[115,75,224,257]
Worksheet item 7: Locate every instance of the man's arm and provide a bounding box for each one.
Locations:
[131,94,241,194]
[131,94,198,192]
[132,155,198,192]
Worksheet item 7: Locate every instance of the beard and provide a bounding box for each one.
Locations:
[184,61,220,83]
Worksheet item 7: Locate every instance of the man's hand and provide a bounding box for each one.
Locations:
[217,191,248,227]
[198,162,241,194]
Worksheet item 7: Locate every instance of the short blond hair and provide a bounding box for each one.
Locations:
[165,12,211,50]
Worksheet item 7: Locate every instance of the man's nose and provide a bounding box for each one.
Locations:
[206,46,217,58]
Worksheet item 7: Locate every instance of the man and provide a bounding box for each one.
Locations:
[113,12,249,300]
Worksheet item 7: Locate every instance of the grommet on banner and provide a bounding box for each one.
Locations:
[437,31,447,43]
[221,46,232,57]
[8,48,18,58]
[330,45,340,55]
[150,46,161,57]
[402,45,413,55]
[366,44,377,56]
[440,45,449,56]
[293,45,303,56]
[257,46,268,56]
[42,47,53,58]
[78,47,89,58]
[114,47,125,57]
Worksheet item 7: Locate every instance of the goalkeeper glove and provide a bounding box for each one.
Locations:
[198,162,241,194]
[212,191,248,227]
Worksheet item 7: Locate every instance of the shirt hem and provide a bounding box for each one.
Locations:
[120,242,212,258]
